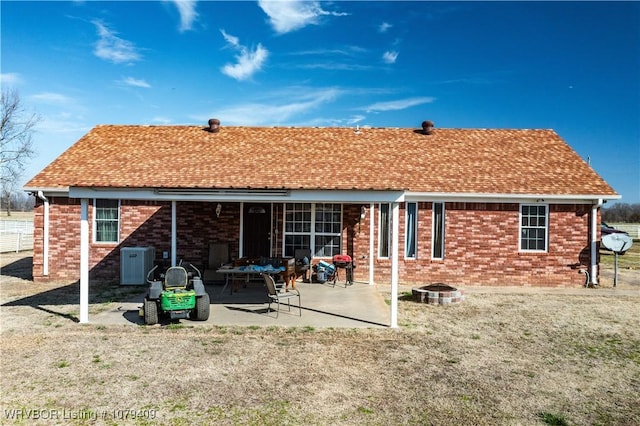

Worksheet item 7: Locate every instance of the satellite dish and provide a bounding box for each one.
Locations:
[601,233,633,253]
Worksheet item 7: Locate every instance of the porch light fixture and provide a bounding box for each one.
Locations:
[358,205,367,234]
[216,203,222,218]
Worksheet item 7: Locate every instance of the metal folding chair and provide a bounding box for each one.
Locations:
[262,274,301,318]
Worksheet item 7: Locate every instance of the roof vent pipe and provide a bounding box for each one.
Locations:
[422,120,434,135]
[208,118,220,133]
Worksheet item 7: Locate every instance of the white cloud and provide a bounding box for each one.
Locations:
[151,116,173,124]
[0,73,23,85]
[290,46,367,57]
[346,115,366,125]
[220,30,269,81]
[379,22,392,33]
[289,45,371,71]
[120,77,151,88]
[29,92,74,104]
[93,20,141,64]
[258,0,348,34]
[171,0,198,32]
[382,51,399,64]
[221,29,240,48]
[362,97,435,113]
[298,62,373,71]
[195,87,341,125]
[302,114,367,127]
[36,114,90,134]
[437,76,495,85]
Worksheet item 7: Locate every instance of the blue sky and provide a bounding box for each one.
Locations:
[2,1,639,203]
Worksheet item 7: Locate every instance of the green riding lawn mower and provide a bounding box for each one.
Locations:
[141,263,210,325]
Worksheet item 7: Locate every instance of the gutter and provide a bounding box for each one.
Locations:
[404,192,621,204]
[36,191,49,276]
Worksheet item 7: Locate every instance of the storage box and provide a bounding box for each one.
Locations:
[317,260,336,274]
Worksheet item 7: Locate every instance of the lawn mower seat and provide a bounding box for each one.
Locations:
[164,266,189,289]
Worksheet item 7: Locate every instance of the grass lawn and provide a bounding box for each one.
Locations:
[1,249,639,425]
[1,226,638,424]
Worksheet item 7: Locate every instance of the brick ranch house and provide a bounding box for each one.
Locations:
[24,121,618,325]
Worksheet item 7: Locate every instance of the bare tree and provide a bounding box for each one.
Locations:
[1,88,39,216]
[602,203,640,223]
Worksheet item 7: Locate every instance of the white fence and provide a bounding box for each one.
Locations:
[609,223,640,239]
[0,220,34,253]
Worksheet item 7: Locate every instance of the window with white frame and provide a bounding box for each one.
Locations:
[520,204,548,251]
[378,203,391,258]
[94,199,120,243]
[314,203,342,257]
[405,202,417,258]
[432,202,445,259]
[283,203,341,257]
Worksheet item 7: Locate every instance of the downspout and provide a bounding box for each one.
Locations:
[36,191,49,276]
[590,199,603,286]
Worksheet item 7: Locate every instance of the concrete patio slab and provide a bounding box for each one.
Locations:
[91,280,391,328]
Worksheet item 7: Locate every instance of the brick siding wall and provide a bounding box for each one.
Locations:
[32,200,242,283]
[33,197,82,281]
[349,202,595,287]
[32,199,596,287]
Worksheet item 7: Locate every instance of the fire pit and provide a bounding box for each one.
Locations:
[411,283,464,305]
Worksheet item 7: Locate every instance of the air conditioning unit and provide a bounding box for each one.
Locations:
[120,247,155,285]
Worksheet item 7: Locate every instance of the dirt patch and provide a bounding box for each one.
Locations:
[1,251,639,425]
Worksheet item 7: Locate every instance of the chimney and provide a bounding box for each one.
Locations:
[421,120,434,135]
[207,118,220,133]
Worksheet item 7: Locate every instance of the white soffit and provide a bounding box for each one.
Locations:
[68,187,406,203]
[61,187,619,204]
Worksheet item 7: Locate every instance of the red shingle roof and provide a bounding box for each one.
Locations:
[25,125,617,197]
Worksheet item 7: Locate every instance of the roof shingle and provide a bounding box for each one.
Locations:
[25,125,618,197]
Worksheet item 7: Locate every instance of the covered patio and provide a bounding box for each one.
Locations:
[90,279,391,328]
[65,190,406,328]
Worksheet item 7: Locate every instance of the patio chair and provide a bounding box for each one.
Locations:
[262,273,301,318]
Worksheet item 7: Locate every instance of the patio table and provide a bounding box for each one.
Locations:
[216,265,285,295]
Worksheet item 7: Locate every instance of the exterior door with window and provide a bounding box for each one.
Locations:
[242,203,271,258]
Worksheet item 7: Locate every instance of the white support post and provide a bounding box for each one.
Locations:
[37,191,49,276]
[590,200,602,285]
[368,202,374,285]
[43,197,49,276]
[15,231,22,252]
[171,201,177,266]
[79,198,89,324]
[239,202,244,257]
[390,202,400,328]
